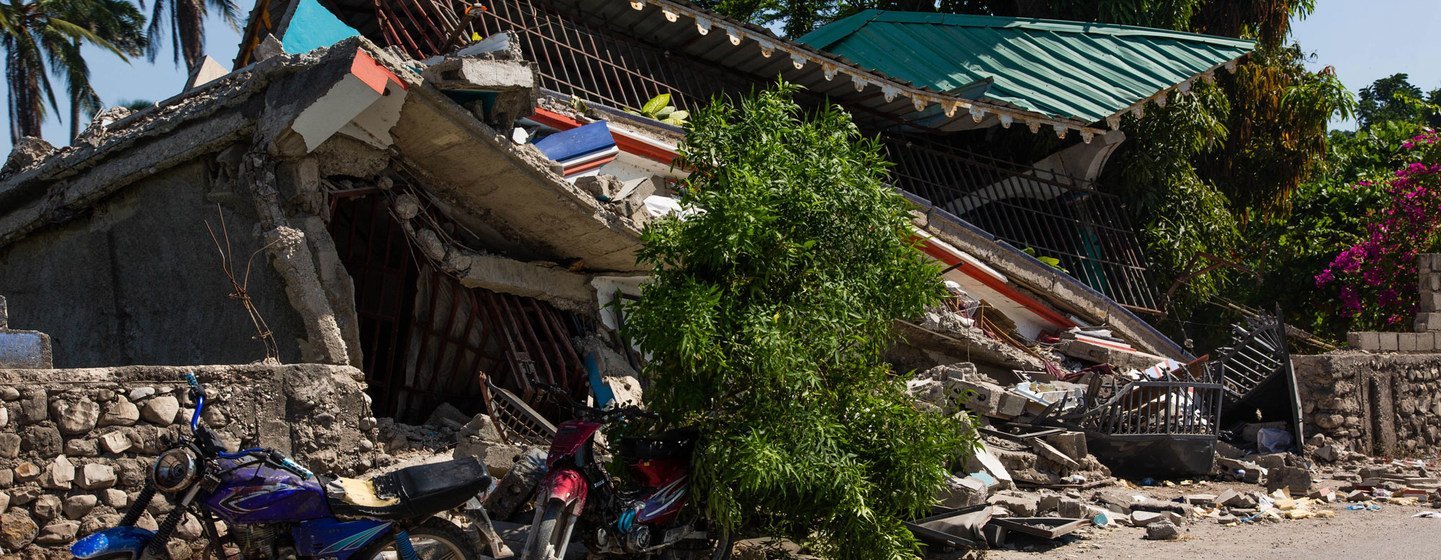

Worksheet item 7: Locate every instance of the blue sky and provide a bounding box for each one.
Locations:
[3,0,1441,152]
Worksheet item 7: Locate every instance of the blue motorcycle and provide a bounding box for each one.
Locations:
[72,373,512,559]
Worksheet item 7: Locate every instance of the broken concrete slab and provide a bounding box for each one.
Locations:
[1028,438,1080,470]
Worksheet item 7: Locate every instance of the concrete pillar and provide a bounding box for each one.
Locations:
[1415,253,1441,332]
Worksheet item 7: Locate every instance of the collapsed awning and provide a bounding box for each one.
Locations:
[798,10,1255,127]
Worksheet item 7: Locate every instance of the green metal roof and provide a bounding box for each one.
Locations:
[798,10,1255,124]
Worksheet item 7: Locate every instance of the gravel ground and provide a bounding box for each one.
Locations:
[987,481,1441,560]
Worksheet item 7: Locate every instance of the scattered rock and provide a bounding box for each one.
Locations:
[1145,520,1181,540]
[32,494,62,521]
[34,520,80,545]
[42,456,75,490]
[988,493,1039,517]
[64,438,98,457]
[127,387,156,401]
[52,399,101,435]
[63,494,98,519]
[100,431,133,454]
[0,510,39,549]
[0,433,19,458]
[176,513,204,539]
[100,397,140,427]
[1,136,55,176]
[102,488,128,508]
[141,396,180,425]
[21,425,63,457]
[78,463,117,490]
[1266,466,1314,494]
[9,486,42,506]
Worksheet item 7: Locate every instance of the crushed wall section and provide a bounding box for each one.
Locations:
[0,159,312,368]
[0,364,378,555]
[1293,352,1441,457]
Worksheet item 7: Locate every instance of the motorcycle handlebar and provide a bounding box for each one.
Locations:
[535,382,658,422]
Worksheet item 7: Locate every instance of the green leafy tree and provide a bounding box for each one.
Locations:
[1357,73,1441,129]
[623,82,974,560]
[143,0,238,70]
[1,0,145,142]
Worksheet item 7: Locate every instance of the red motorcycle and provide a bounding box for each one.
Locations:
[520,384,731,560]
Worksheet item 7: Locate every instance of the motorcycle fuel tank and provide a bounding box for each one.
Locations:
[205,458,331,524]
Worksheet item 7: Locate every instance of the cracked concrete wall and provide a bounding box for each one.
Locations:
[0,158,312,368]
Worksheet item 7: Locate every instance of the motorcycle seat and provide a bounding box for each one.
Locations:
[618,427,698,460]
[328,457,491,520]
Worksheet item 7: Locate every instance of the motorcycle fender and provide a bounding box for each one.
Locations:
[541,468,588,515]
[71,526,155,559]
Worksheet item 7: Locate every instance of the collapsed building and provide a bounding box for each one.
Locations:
[4,0,1410,554]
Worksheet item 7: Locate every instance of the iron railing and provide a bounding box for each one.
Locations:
[884,135,1161,313]
[1207,312,1290,403]
[1078,380,1223,437]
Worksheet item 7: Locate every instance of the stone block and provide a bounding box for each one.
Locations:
[100,431,132,454]
[988,493,1039,517]
[936,475,988,509]
[63,494,97,519]
[1423,291,1441,313]
[1400,333,1418,353]
[1266,466,1313,494]
[0,330,52,368]
[0,510,38,549]
[1380,332,1399,352]
[1044,431,1089,462]
[78,463,117,490]
[0,433,19,459]
[1145,521,1180,540]
[141,396,179,425]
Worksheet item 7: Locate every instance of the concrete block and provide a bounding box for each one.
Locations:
[1399,333,1418,353]
[1419,253,1436,273]
[0,330,52,368]
[1380,332,1399,352]
[1414,332,1437,353]
[1044,431,1089,462]
[1423,292,1441,313]
[1350,331,1380,351]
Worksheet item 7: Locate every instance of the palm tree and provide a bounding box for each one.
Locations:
[143,0,237,71]
[1,0,145,143]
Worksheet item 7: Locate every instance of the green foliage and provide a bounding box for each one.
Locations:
[1,0,146,142]
[623,82,974,560]
[1357,73,1441,129]
[632,93,690,126]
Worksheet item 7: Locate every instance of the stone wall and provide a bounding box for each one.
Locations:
[0,364,378,557]
[1293,352,1441,457]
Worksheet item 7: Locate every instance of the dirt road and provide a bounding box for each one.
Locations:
[988,501,1440,560]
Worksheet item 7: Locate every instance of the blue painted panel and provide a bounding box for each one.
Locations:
[0,331,48,368]
[282,0,360,54]
[532,122,615,163]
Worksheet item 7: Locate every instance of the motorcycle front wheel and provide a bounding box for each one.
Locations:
[372,517,486,560]
[520,499,577,560]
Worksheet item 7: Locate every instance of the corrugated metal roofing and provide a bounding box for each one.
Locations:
[798,10,1255,124]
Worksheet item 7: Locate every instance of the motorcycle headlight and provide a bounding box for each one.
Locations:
[152,448,201,493]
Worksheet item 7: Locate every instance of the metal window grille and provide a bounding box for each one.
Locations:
[373,0,746,112]
[884,134,1161,314]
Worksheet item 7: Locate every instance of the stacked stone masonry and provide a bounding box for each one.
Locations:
[1294,352,1441,457]
[0,364,378,557]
